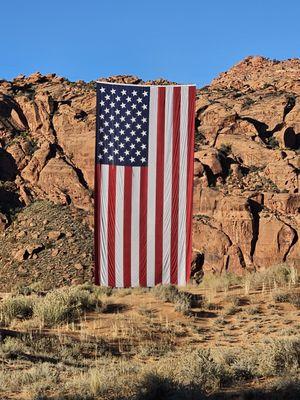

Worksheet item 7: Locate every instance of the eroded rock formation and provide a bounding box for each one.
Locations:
[0,57,299,284]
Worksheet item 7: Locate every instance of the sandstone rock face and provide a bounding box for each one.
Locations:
[253,215,296,268]
[0,57,299,282]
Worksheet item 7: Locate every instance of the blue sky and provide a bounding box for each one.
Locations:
[1,0,299,87]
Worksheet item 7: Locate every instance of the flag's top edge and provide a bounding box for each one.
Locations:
[96,81,196,88]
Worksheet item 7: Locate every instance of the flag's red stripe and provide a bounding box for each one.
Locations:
[107,165,116,287]
[186,86,196,283]
[123,166,132,287]
[94,163,101,285]
[171,87,181,285]
[139,166,148,286]
[155,87,166,285]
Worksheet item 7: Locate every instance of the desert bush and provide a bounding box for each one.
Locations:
[0,362,58,392]
[199,273,242,294]
[257,337,300,376]
[0,337,27,359]
[247,305,261,315]
[223,305,240,316]
[152,285,193,314]
[244,264,298,292]
[273,291,300,308]
[172,348,228,392]
[0,295,34,325]
[33,286,106,328]
[137,341,172,358]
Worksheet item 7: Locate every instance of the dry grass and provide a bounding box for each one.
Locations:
[0,263,298,399]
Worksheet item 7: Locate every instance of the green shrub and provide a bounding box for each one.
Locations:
[152,285,193,314]
[0,295,34,325]
[257,337,300,376]
[174,348,228,392]
[33,286,106,327]
[273,292,300,308]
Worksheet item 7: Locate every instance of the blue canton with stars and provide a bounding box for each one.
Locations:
[96,83,150,167]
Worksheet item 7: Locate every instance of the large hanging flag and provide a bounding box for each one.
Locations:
[94,82,196,287]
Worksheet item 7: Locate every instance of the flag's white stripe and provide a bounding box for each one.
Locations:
[162,87,173,284]
[131,168,140,287]
[115,166,124,287]
[100,165,109,286]
[178,87,189,286]
[146,86,158,287]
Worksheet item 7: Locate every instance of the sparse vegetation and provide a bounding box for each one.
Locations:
[152,284,193,314]
[0,285,108,328]
[0,264,298,399]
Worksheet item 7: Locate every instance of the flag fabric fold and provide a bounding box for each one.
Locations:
[94,82,196,287]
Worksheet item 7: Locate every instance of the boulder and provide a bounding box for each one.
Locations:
[253,215,296,268]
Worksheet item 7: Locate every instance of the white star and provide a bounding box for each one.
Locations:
[104,108,109,113]
[119,156,124,161]
[120,116,125,122]
[136,124,141,129]
[121,103,126,108]
[141,157,146,163]
[130,143,135,149]
[136,137,141,143]
[116,96,121,101]
[130,130,136,136]
[98,154,102,159]
[108,141,114,147]
[136,111,142,116]
[110,88,116,94]
[141,130,147,136]
[132,90,137,96]
[142,91,148,96]
[142,117,147,123]
[120,143,124,148]
[131,104,136,109]
[125,123,130,129]
[121,89,126,95]
[125,137,130,142]
[99,115,104,120]
[103,134,109,140]
[135,150,141,156]
[105,94,110,100]
[137,98,142,103]
[120,129,125,135]
[114,122,120,128]
[110,102,115,108]
[131,117,136,123]
[130,156,135,163]
[109,128,114,134]
[109,115,115,121]
[100,100,105,106]
[141,144,146,149]
[125,110,131,116]
[125,150,129,156]
[103,148,108,153]
[99,127,104,133]
[98,141,103,146]
[114,136,119,141]
[100,87,105,93]
[108,155,113,161]
[115,109,120,115]
[113,149,119,154]
[104,121,109,127]
[142,104,147,110]
[126,96,132,102]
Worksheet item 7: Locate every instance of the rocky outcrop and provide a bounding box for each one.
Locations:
[0,58,299,283]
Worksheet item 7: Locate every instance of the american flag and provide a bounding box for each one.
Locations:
[94,82,196,287]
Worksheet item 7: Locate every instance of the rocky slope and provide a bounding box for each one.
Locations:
[0,56,299,288]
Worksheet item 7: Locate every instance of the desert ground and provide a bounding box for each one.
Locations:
[0,265,298,399]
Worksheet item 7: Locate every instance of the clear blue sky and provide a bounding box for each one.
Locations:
[1,0,299,87]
